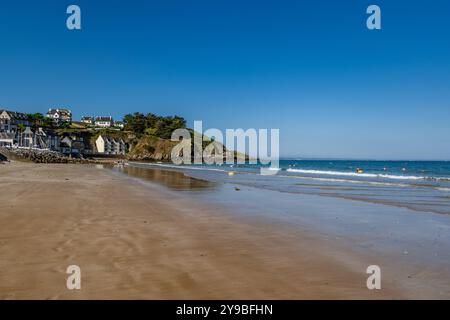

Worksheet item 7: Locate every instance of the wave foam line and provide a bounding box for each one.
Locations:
[286,168,425,180]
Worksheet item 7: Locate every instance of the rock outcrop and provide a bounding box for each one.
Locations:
[0,148,98,164]
[126,136,177,161]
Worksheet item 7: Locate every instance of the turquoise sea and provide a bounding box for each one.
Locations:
[127,159,450,214]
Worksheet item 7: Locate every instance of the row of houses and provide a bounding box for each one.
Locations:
[95,136,127,155]
[46,109,125,129]
[81,116,124,128]
[0,127,127,156]
[1,110,126,155]
[2,108,125,129]
[2,108,74,130]
[59,135,127,156]
[0,126,60,150]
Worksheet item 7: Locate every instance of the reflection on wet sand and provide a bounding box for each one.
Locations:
[115,164,214,191]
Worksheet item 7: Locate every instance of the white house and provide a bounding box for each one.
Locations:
[80,116,93,125]
[46,108,72,124]
[94,116,113,128]
[95,135,126,155]
[114,121,124,129]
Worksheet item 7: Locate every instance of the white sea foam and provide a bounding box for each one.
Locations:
[265,167,281,171]
[286,168,425,180]
[131,162,450,184]
[377,174,424,180]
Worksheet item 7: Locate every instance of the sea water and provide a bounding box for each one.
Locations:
[128,160,450,215]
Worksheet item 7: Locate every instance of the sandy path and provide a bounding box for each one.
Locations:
[0,162,400,299]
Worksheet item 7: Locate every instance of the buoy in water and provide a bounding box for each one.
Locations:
[228,171,236,176]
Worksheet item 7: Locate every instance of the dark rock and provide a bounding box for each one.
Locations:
[0,147,105,164]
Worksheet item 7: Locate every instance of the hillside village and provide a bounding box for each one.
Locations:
[0,108,187,160]
[0,108,128,157]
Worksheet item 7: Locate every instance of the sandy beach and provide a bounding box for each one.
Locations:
[0,161,438,299]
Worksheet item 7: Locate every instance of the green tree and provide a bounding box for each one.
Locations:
[60,121,71,129]
[124,112,147,136]
[123,112,186,139]
[27,113,45,128]
[43,117,55,128]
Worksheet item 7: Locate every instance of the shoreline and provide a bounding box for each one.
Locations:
[115,163,450,298]
[0,162,447,299]
[125,161,450,216]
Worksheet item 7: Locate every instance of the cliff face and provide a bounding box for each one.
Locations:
[126,135,248,163]
[126,135,178,161]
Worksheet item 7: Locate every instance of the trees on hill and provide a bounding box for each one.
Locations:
[26,113,55,128]
[123,112,186,139]
[18,111,187,141]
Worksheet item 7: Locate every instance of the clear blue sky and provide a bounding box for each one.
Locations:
[1,1,449,159]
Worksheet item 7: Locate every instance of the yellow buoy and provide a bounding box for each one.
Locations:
[228,171,236,176]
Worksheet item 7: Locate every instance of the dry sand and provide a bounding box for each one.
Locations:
[0,162,402,299]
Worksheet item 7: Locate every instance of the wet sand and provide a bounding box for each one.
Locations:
[0,162,413,299]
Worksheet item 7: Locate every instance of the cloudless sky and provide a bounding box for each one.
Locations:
[1,1,449,159]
